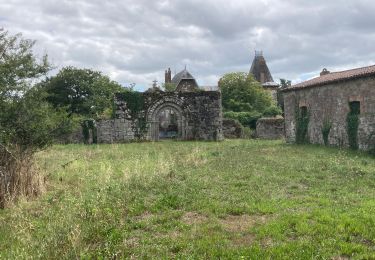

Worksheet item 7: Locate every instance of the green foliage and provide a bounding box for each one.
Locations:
[219,72,281,128]
[163,83,177,92]
[347,115,359,150]
[263,105,282,117]
[219,72,274,113]
[2,140,375,258]
[82,119,97,144]
[223,111,262,129]
[295,106,310,144]
[0,29,64,152]
[117,91,148,139]
[40,66,125,119]
[0,29,68,208]
[322,119,332,146]
[242,127,254,139]
[278,79,291,112]
[347,102,360,150]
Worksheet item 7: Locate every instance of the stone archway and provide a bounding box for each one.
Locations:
[147,102,186,141]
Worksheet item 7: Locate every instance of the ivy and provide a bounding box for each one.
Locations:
[118,91,148,140]
[347,102,360,150]
[82,119,97,144]
[321,119,332,146]
[295,105,309,144]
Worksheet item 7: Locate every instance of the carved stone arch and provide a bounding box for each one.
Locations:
[147,101,187,141]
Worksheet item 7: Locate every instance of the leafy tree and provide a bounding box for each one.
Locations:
[219,72,281,128]
[162,83,176,92]
[278,78,291,112]
[0,29,67,208]
[40,66,125,118]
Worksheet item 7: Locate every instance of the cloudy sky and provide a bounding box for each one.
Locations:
[1,0,375,91]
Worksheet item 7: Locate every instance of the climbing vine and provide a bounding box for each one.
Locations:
[118,91,148,140]
[321,119,332,146]
[347,102,360,150]
[295,105,310,144]
[82,119,97,144]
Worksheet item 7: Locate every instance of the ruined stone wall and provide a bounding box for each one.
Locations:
[283,76,375,150]
[256,117,285,139]
[97,91,223,143]
[96,119,134,143]
[222,119,243,139]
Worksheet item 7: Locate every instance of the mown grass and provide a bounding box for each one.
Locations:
[1,140,375,259]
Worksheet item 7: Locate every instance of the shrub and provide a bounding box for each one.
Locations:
[0,29,66,208]
[223,111,262,129]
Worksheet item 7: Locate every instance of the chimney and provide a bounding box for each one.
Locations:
[168,68,172,83]
[320,68,330,77]
[165,68,172,83]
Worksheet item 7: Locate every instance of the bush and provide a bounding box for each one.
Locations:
[0,29,66,208]
[223,111,262,129]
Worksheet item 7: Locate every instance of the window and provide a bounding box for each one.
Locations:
[300,106,308,118]
[349,101,360,115]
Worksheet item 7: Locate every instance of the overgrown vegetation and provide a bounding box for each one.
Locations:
[1,140,375,258]
[39,66,125,119]
[82,119,97,144]
[322,119,332,146]
[0,29,68,208]
[295,105,310,144]
[117,91,148,139]
[219,72,281,128]
[347,102,360,150]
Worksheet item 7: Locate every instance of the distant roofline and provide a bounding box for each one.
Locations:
[282,64,375,92]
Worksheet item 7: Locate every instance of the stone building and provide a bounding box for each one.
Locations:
[165,67,199,92]
[282,65,375,150]
[96,68,223,142]
[249,51,279,101]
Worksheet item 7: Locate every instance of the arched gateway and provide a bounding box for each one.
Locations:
[96,91,223,143]
[147,102,187,141]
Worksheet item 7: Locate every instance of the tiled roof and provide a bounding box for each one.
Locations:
[284,65,375,92]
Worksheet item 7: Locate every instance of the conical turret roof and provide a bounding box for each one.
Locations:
[249,52,274,84]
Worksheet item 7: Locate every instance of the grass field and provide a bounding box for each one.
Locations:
[0,140,375,259]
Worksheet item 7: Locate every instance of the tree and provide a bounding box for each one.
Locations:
[0,29,66,208]
[40,66,125,119]
[278,79,291,113]
[162,82,176,92]
[219,72,281,128]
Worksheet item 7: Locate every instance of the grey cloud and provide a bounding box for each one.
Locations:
[1,0,375,89]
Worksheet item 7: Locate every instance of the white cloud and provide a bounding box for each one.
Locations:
[1,0,375,90]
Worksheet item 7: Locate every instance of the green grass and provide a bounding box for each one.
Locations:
[1,140,375,259]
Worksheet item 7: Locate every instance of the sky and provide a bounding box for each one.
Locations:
[1,0,375,91]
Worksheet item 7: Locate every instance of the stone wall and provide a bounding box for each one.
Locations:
[97,91,223,143]
[222,118,243,139]
[256,117,285,139]
[283,76,375,150]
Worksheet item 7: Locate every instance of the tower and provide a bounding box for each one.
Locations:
[165,68,172,84]
[249,51,274,84]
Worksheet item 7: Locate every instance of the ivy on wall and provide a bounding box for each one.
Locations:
[321,119,332,146]
[117,91,148,140]
[295,105,310,144]
[82,119,97,144]
[347,101,360,150]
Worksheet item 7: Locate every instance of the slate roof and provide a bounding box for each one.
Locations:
[284,65,375,92]
[249,54,274,84]
[171,69,198,87]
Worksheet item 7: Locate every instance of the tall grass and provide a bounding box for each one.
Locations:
[1,140,375,259]
[0,146,43,208]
